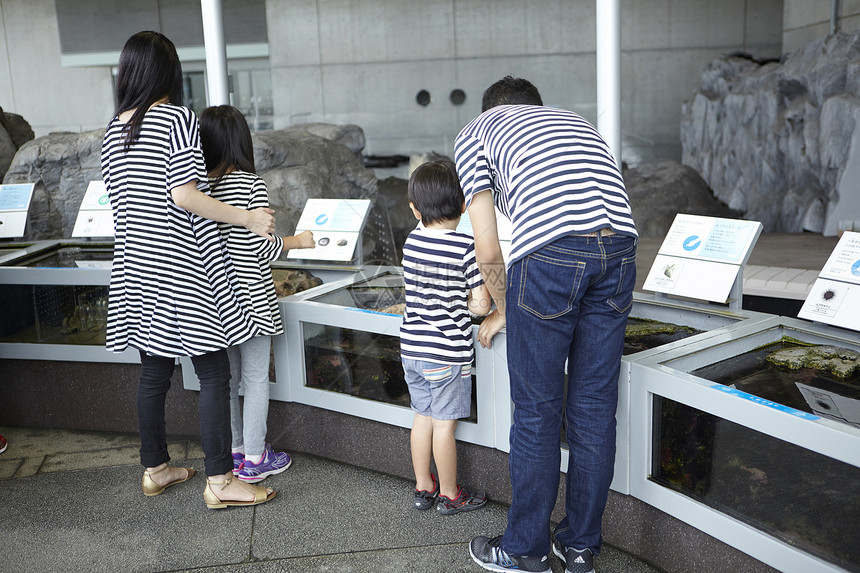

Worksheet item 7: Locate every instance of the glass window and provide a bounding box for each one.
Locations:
[112,65,273,132]
[183,71,207,117]
[301,323,478,423]
[231,68,274,131]
[652,397,860,571]
[0,284,108,345]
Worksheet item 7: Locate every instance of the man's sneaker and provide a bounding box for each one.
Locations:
[232,452,244,476]
[552,537,595,573]
[436,485,488,515]
[413,473,438,510]
[0,434,6,455]
[238,447,291,483]
[469,535,550,573]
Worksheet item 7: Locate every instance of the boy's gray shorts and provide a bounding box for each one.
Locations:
[401,358,472,420]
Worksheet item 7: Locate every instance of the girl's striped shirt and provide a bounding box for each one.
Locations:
[208,171,285,336]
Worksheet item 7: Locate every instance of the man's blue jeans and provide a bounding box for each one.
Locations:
[501,233,636,558]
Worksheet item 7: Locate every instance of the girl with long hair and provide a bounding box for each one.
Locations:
[199,105,314,484]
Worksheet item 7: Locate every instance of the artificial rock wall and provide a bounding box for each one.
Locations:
[681,31,860,236]
[2,123,376,241]
[0,107,35,182]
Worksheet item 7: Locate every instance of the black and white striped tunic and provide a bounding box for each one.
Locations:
[454,104,638,266]
[208,171,284,336]
[101,104,259,357]
[400,225,484,365]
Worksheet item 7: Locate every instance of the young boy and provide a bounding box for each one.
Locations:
[400,159,492,515]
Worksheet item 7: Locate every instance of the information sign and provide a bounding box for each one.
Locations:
[798,231,860,331]
[287,198,371,262]
[655,214,761,264]
[642,214,762,304]
[457,207,512,263]
[0,183,35,238]
[72,180,114,238]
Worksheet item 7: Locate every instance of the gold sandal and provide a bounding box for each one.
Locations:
[142,463,195,496]
[203,476,276,509]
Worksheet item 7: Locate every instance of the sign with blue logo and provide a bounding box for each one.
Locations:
[682,235,701,251]
[0,183,35,238]
[291,198,372,262]
[656,215,760,264]
[73,180,114,238]
[642,214,762,304]
[799,231,860,332]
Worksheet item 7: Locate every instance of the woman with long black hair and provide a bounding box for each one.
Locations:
[101,31,276,508]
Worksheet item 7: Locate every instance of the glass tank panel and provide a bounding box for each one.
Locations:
[0,283,109,345]
[691,339,860,428]
[623,317,704,355]
[309,272,405,313]
[302,323,478,422]
[0,242,33,253]
[653,397,860,571]
[8,243,113,268]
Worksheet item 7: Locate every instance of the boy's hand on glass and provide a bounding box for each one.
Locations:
[477,309,505,348]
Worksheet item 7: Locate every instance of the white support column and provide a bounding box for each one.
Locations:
[596,0,622,167]
[201,0,229,106]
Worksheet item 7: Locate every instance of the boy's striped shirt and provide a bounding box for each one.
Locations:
[400,225,483,365]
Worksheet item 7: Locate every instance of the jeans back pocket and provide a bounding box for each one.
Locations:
[607,255,636,314]
[516,252,586,319]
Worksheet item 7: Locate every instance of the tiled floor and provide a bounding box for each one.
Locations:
[0,426,663,573]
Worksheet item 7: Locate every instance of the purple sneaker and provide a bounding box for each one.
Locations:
[238,446,292,483]
[232,452,244,476]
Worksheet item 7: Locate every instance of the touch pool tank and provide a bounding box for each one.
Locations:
[630,316,860,572]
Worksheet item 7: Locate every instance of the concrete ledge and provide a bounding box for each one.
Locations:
[743,265,819,300]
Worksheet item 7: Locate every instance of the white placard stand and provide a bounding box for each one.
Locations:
[798,231,860,332]
[0,183,35,238]
[286,198,371,264]
[642,214,763,308]
[457,207,513,264]
[72,180,114,238]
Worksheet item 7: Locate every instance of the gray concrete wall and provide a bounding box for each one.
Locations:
[0,0,115,136]
[783,0,860,53]
[1,0,782,165]
[267,0,784,164]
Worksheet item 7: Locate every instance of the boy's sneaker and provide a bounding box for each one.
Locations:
[413,473,438,510]
[0,434,7,455]
[469,535,550,573]
[552,537,595,573]
[231,452,244,475]
[436,485,487,515]
[238,446,291,483]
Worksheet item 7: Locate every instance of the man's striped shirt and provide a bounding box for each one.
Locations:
[454,104,637,266]
[400,225,483,365]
